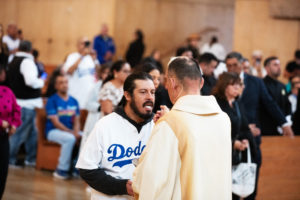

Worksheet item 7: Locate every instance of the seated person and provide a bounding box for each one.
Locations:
[45,74,81,179]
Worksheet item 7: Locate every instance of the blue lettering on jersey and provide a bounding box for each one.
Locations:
[107,141,146,168]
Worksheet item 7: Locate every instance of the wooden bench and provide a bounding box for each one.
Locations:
[257,136,300,199]
[35,108,60,171]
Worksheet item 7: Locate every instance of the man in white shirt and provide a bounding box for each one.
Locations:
[76,72,155,200]
[201,36,226,61]
[2,23,20,63]
[62,37,99,109]
[7,40,44,167]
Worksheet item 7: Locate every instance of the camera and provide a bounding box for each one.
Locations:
[84,41,90,47]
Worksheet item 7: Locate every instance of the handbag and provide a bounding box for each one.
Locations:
[232,146,257,198]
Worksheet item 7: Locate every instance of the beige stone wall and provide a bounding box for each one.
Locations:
[233,0,300,82]
[0,0,235,68]
[113,0,235,67]
[0,0,116,65]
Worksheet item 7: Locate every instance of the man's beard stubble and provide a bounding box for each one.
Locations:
[130,98,153,120]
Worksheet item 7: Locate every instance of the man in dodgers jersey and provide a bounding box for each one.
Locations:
[76,72,156,200]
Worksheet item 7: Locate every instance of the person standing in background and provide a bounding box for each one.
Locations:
[93,24,116,64]
[0,24,9,68]
[135,62,172,113]
[285,50,300,79]
[225,52,294,200]
[99,60,131,117]
[212,72,257,200]
[198,52,219,95]
[285,50,300,93]
[249,50,266,78]
[125,30,145,69]
[260,57,292,136]
[62,37,97,110]
[201,36,226,61]
[0,64,22,199]
[7,40,44,167]
[288,75,300,114]
[2,23,20,63]
[80,64,110,149]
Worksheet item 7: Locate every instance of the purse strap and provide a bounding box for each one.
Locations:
[247,146,252,164]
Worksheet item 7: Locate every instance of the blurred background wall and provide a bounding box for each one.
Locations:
[0,0,299,81]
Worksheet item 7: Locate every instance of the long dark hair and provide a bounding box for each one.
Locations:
[102,60,127,85]
[212,72,241,100]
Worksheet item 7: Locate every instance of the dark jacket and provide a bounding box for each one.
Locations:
[125,39,145,68]
[153,84,173,113]
[201,75,217,95]
[216,97,257,165]
[260,75,291,135]
[292,88,300,135]
[240,74,286,145]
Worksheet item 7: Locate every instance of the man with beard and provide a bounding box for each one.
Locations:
[76,72,155,200]
[260,57,292,135]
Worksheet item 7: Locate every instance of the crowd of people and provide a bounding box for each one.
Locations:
[0,21,299,200]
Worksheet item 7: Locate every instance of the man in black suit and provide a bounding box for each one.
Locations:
[198,53,219,95]
[260,57,292,135]
[292,88,300,134]
[225,52,294,200]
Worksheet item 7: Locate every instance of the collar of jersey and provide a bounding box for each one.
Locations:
[114,106,153,133]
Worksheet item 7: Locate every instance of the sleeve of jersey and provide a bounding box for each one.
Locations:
[132,121,181,200]
[76,121,129,195]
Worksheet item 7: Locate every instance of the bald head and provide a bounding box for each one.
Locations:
[7,23,18,39]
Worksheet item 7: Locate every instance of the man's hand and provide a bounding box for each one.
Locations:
[9,125,17,136]
[249,124,261,137]
[126,180,134,196]
[153,105,169,123]
[282,126,294,138]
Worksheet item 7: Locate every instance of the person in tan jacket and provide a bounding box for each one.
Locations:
[132,56,232,200]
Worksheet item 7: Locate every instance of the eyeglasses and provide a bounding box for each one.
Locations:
[121,69,131,74]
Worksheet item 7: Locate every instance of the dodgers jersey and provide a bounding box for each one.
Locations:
[76,111,154,200]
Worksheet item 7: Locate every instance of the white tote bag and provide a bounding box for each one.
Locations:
[232,146,257,198]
